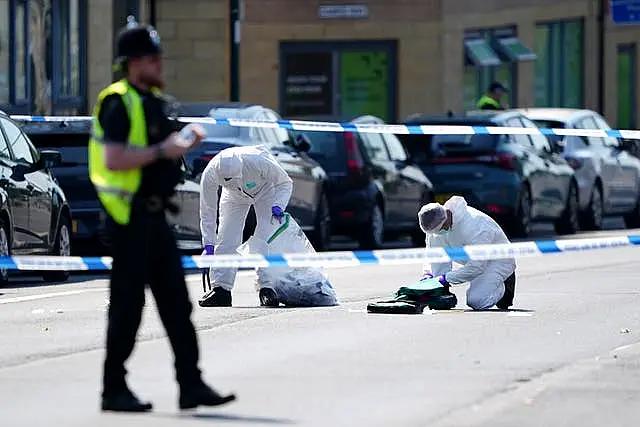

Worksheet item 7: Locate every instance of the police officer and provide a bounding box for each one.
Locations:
[89,17,236,412]
[476,82,508,110]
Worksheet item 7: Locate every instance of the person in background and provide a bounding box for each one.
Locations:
[476,82,508,110]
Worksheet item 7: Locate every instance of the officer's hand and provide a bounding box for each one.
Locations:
[159,133,190,158]
[189,124,206,147]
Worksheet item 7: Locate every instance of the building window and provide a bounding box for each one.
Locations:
[462,27,536,111]
[280,41,398,122]
[617,44,636,129]
[0,0,86,114]
[534,19,584,108]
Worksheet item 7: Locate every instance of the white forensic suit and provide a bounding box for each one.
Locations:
[200,145,293,290]
[423,196,516,310]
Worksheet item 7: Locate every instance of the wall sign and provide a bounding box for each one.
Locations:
[318,4,369,19]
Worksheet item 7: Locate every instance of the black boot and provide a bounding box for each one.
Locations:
[179,381,236,410]
[198,287,232,307]
[101,389,153,412]
[259,288,280,307]
[497,273,516,310]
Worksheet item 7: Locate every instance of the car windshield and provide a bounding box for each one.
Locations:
[199,122,243,139]
[531,119,566,146]
[398,132,498,160]
[290,130,346,173]
[19,121,92,166]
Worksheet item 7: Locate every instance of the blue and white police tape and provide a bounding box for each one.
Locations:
[0,234,638,272]
[10,114,640,140]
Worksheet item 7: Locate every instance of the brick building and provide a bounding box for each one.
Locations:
[0,0,639,129]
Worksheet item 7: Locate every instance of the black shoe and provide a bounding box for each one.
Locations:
[198,287,232,307]
[101,389,153,412]
[497,273,516,310]
[179,382,236,410]
[259,288,280,307]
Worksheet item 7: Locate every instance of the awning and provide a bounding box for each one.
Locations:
[495,37,537,61]
[464,39,502,67]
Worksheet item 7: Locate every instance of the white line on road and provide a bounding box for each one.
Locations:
[0,289,108,305]
[0,270,256,305]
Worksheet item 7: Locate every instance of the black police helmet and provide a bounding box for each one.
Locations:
[488,81,508,93]
[114,16,162,66]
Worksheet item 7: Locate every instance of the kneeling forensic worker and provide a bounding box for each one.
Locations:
[418,196,516,310]
[367,196,516,314]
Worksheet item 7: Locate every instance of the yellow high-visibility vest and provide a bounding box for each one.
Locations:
[88,79,149,225]
[476,95,502,110]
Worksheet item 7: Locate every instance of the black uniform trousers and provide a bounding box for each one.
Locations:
[102,198,201,396]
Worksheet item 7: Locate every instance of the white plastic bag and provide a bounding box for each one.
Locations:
[237,214,339,307]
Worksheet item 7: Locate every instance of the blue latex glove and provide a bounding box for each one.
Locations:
[202,244,214,256]
[271,205,285,223]
[420,273,434,281]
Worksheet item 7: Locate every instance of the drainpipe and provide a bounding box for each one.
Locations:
[229,0,240,101]
[597,0,605,114]
[149,0,157,27]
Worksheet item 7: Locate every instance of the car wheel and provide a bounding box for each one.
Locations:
[310,192,331,251]
[580,184,603,231]
[510,185,532,238]
[623,192,640,229]
[42,216,71,283]
[358,203,384,250]
[554,182,580,235]
[0,219,10,287]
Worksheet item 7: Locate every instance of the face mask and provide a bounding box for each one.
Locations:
[434,227,449,236]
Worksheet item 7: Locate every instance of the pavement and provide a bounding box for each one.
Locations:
[1,222,639,426]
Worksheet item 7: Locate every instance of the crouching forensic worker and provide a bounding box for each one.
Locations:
[198,145,293,307]
[418,196,516,310]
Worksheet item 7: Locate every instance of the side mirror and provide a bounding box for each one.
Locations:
[10,163,30,181]
[39,150,62,169]
[292,133,312,152]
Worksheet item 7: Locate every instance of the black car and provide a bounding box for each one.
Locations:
[398,111,580,237]
[0,111,72,286]
[288,115,435,249]
[17,117,204,254]
[179,103,332,250]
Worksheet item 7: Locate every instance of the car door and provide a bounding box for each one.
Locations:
[359,130,402,227]
[4,119,52,251]
[381,132,425,227]
[0,122,29,253]
[0,117,40,252]
[592,114,640,209]
[259,111,318,228]
[578,115,623,212]
[503,117,550,219]
[170,157,202,250]
[521,116,574,218]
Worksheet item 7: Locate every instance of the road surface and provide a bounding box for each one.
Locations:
[1,226,639,426]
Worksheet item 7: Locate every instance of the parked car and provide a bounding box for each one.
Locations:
[0,110,72,286]
[398,111,580,238]
[517,108,640,230]
[179,103,332,250]
[287,115,435,249]
[16,117,203,253]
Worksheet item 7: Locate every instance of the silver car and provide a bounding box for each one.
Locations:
[517,108,640,230]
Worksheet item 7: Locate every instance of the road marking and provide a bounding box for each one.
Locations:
[507,312,533,317]
[0,271,256,305]
[0,288,108,305]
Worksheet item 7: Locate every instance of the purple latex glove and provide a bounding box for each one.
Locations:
[420,272,434,281]
[202,244,214,256]
[271,205,285,223]
[436,274,449,287]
